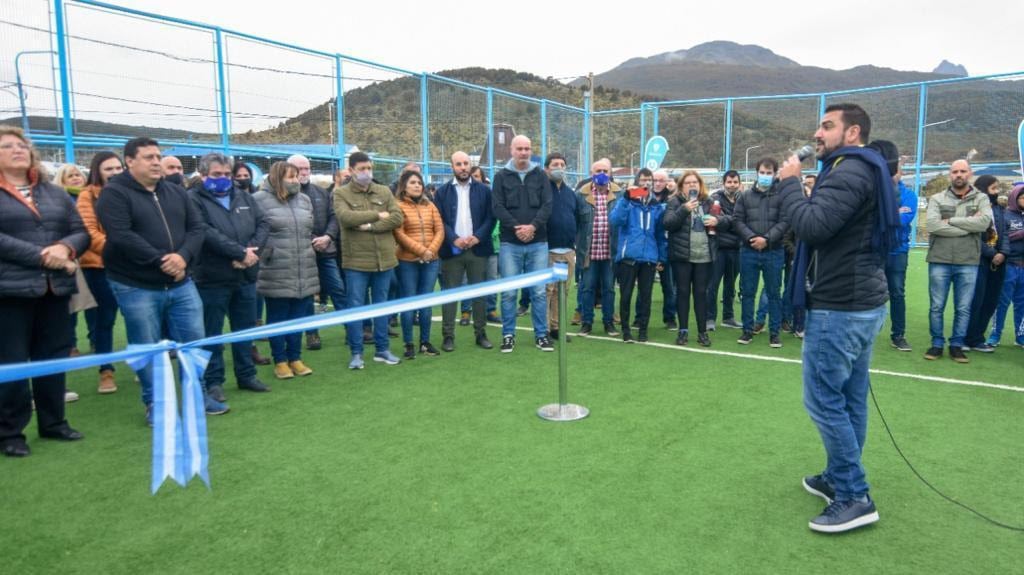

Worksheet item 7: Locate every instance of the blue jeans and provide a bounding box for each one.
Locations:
[345,268,394,355]
[486,255,499,313]
[108,278,205,406]
[802,304,886,502]
[82,268,118,372]
[756,254,792,326]
[397,260,439,344]
[928,263,978,348]
[989,264,1024,345]
[580,259,615,326]
[884,253,908,339]
[499,242,548,337]
[265,296,313,363]
[740,247,783,334]
[198,283,258,386]
[308,257,347,337]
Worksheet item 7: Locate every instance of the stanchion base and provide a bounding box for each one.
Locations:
[537,403,589,421]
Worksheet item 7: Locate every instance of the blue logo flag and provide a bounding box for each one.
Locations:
[643,136,670,171]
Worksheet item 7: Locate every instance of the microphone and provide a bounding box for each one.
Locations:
[794,144,815,162]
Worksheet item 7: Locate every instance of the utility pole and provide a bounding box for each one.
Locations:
[585,72,594,169]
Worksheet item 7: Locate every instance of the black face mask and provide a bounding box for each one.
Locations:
[164,173,185,186]
[234,178,251,191]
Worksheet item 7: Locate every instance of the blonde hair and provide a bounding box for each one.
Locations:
[677,170,708,202]
[54,163,85,188]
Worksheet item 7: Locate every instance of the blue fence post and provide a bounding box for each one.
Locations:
[540,99,547,161]
[486,88,494,182]
[213,28,231,154]
[52,0,75,163]
[335,55,345,165]
[639,105,647,166]
[912,83,929,247]
[420,74,430,181]
[723,99,733,171]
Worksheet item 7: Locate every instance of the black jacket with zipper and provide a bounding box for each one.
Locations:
[190,184,269,289]
[733,183,789,250]
[96,171,206,289]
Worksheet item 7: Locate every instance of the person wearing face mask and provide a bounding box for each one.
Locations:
[333,152,404,370]
[733,158,789,348]
[543,152,583,340]
[252,161,320,380]
[189,153,271,402]
[706,170,743,331]
[160,155,185,187]
[575,159,622,337]
[287,154,344,352]
[963,174,1010,352]
[231,161,272,366]
[96,137,211,425]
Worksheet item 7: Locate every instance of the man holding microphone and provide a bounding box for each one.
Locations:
[776,103,901,533]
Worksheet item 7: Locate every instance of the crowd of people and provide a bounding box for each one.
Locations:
[0,121,1021,460]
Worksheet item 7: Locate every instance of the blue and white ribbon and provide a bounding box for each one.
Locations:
[0,265,569,493]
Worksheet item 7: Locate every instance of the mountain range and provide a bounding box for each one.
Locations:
[578,41,969,100]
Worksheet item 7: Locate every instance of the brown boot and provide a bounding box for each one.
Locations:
[251,345,271,366]
[97,369,117,394]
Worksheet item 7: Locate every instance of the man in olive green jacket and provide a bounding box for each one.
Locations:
[924,159,993,362]
[333,151,404,369]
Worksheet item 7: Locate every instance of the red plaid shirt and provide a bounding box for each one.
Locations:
[591,187,611,261]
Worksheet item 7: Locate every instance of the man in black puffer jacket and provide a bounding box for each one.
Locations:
[191,153,271,399]
[707,170,743,330]
[776,103,891,534]
[733,159,789,346]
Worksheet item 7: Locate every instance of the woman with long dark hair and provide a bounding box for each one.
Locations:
[393,171,444,359]
[76,151,124,394]
[0,126,90,457]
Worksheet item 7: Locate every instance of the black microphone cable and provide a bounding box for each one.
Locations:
[868,382,1024,532]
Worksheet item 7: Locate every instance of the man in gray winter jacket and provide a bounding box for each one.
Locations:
[924,160,992,363]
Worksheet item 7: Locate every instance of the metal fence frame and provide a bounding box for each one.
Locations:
[4,0,1023,245]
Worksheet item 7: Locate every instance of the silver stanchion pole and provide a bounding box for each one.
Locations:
[537,264,588,421]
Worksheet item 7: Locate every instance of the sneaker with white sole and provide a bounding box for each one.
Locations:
[500,335,515,353]
[348,354,365,370]
[373,350,401,365]
[536,336,554,351]
[802,474,835,504]
[809,497,879,533]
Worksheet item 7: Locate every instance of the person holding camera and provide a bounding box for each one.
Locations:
[610,168,667,343]
[663,171,728,346]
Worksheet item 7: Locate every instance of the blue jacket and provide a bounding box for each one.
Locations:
[546,178,583,250]
[609,193,667,264]
[980,195,1010,261]
[890,181,918,255]
[433,179,495,258]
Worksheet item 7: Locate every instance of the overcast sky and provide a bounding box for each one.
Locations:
[123,0,1020,80]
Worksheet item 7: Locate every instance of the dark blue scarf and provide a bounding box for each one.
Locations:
[789,146,900,308]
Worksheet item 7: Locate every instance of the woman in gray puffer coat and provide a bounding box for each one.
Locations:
[252,161,320,379]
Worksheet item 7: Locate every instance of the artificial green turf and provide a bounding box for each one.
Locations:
[3,249,1022,574]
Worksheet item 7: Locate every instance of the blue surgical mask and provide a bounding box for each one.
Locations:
[204,176,233,196]
[549,169,565,182]
[593,173,610,186]
[757,174,774,189]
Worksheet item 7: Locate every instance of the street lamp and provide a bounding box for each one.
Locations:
[629,150,640,175]
[14,50,57,134]
[744,145,762,179]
